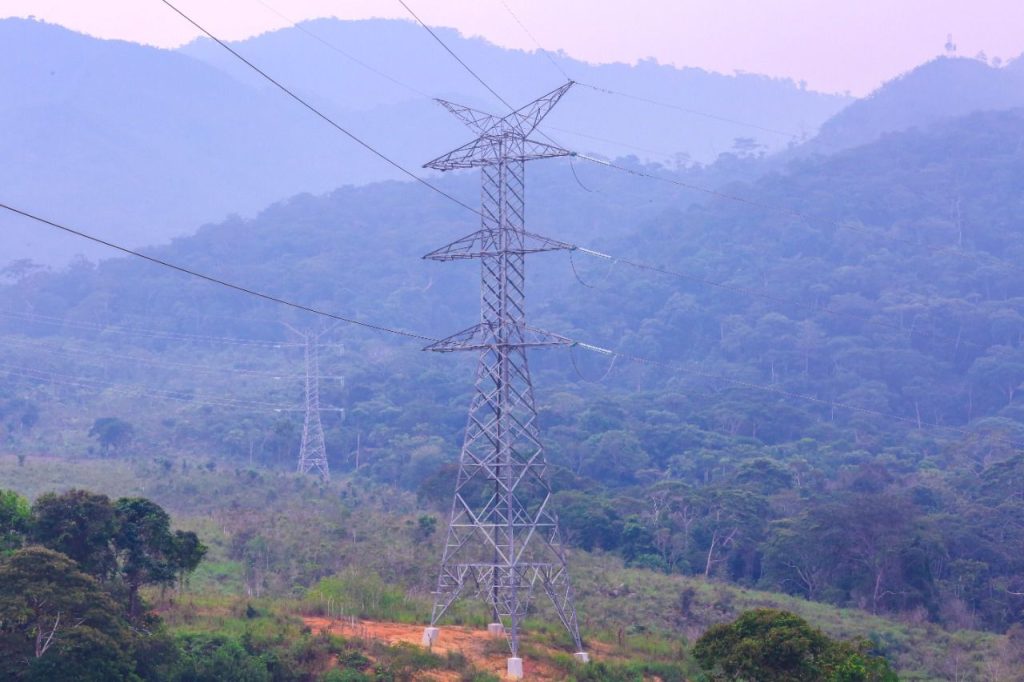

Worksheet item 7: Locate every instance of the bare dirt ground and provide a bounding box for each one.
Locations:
[304,616,571,680]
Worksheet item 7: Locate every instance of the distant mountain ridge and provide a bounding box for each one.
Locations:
[795,56,1024,156]
[1,17,846,265]
[178,17,846,159]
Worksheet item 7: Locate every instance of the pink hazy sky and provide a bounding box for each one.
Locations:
[5,0,1024,95]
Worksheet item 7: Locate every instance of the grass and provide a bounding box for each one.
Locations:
[3,453,1018,680]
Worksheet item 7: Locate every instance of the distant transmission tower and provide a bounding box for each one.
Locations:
[284,323,334,481]
[419,82,588,677]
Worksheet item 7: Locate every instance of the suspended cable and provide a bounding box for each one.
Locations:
[255,0,678,165]
[545,124,677,159]
[252,0,432,99]
[567,157,597,193]
[396,0,517,112]
[568,343,617,383]
[492,0,797,142]
[565,246,992,355]
[3,204,1013,448]
[576,153,797,211]
[495,0,571,81]
[0,202,438,344]
[156,0,480,218]
[566,341,1024,450]
[393,0,592,183]
[576,82,801,139]
[573,154,1024,279]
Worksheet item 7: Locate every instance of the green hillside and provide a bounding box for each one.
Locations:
[3,455,1019,680]
[2,101,1024,679]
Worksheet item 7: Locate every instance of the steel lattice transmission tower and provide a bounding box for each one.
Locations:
[284,324,332,481]
[419,82,588,675]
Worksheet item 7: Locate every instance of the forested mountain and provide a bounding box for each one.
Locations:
[0,17,846,265]
[3,94,1024,645]
[180,18,845,162]
[795,55,1024,156]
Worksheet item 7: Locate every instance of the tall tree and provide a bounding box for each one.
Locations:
[30,490,117,579]
[0,547,135,681]
[113,497,179,618]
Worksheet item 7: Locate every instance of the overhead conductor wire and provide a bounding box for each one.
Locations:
[12,4,1011,446]
[0,203,437,344]
[389,2,991,352]
[5,200,1018,449]
[157,0,480,218]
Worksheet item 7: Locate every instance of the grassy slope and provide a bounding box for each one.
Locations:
[0,454,1016,680]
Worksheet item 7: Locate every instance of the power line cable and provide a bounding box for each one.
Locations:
[482,1,1024,279]
[495,0,571,81]
[0,202,438,344]
[565,341,1024,451]
[576,82,801,139]
[572,154,1024,278]
[545,124,676,159]
[156,0,480,217]
[253,0,676,164]
[23,8,1014,446]
[243,0,1020,309]
[3,205,1011,448]
[396,0,517,112]
[240,1,953,345]
[225,5,1004,398]
[566,245,993,355]
[252,0,432,99]
[491,0,798,141]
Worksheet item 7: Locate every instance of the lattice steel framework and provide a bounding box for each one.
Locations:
[297,329,330,481]
[423,82,584,658]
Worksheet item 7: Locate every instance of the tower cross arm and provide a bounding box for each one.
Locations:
[423,229,575,261]
[423,323,574,353]
[425,138,572,170]
[435,99,504,135]
[424,137,495,170]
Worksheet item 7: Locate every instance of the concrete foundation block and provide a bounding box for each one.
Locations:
[487,622,505,637]
[421,627,439,648]
[573,651,591,663]
[507,657,524,679]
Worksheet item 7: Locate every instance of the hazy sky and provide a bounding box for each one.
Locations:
[5,0,1024,95]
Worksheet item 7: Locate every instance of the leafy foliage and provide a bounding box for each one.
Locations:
[0,547,139,681]
[0,489,29,553]
[694,609,897,681]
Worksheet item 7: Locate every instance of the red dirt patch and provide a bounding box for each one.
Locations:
[304,617,569,680]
